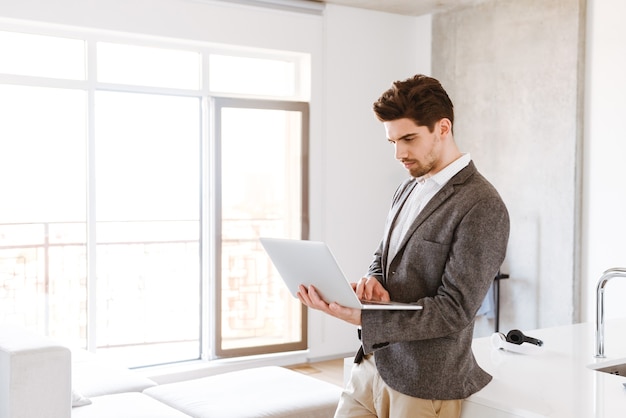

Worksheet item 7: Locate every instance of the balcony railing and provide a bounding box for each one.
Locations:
[0,219,299,367]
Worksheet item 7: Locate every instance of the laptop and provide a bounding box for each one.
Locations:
[259,237,422,310]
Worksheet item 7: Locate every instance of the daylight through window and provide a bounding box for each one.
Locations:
[0,26,309,367]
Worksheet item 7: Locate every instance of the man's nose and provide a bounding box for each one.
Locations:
[395,143,407,160]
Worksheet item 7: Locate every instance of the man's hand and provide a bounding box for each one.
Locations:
[354,276,390,302]
[297,284,362,326]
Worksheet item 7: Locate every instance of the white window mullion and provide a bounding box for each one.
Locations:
[201,51,213,360]
[86,37,98,353]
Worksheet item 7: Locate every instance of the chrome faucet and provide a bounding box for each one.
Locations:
[595,267,626,358]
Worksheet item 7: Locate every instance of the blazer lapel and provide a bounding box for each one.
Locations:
[387,162,477,268]
[381,179,418,272]
[399,185,453,247]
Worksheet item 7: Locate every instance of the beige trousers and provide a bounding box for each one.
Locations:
[334,355,462,418]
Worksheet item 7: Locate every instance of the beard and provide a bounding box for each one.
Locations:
[404,158,436,178]
[410,165,430,178]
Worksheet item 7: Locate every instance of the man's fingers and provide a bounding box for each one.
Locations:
[299,284,362,326]
[355,277,390,302]
[299,285,330,311]
[297,284,309,303]
[308,285,321,302]
[357,277,378,300]
[355,277,369,299]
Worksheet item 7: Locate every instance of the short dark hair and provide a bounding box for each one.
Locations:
[373,74,454,133]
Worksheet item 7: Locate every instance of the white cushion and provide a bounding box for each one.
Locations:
[144,366,341,418]
[71,392,190,418]
[72,388,92,407]
[72,349,157,398]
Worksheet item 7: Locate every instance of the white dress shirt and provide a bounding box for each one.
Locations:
[387,153,471,263]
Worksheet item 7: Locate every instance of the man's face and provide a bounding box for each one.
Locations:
[384,118,444,178]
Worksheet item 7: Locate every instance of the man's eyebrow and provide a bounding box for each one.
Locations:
[388,132,418,142]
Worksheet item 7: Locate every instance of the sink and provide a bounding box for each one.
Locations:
[588,358,626,376]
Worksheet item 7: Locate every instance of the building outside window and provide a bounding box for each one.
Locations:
[0,26,309,367]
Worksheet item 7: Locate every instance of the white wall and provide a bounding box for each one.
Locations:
[0,0,321,51]
[432,0,583,335]
[311,4,431,358]
[582,0,626,322]
[0,0,431,362]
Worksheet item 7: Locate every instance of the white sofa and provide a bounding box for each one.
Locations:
[0,326,72,418]
[0,326,342,418]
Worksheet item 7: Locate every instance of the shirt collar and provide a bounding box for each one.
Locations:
[415,153,471,186]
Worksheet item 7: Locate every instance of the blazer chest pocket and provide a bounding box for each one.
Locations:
[409,239,450,281]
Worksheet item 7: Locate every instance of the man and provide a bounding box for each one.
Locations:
[297,74,510,418]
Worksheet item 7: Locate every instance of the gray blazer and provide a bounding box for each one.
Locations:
[360,161,510,400]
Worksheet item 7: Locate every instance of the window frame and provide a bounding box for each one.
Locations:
[211,97,309,358]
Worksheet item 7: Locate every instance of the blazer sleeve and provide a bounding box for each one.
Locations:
[366,241,384,283]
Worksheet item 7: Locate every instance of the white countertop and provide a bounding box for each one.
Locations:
[465,318,626,418]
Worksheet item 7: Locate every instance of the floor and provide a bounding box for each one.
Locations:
[286,358,345,387]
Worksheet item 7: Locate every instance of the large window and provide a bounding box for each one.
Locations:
[0,27,309,367]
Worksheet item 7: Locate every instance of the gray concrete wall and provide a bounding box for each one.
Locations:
[432,0,585,336]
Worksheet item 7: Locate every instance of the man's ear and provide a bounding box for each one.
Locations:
[438,118,452,138]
